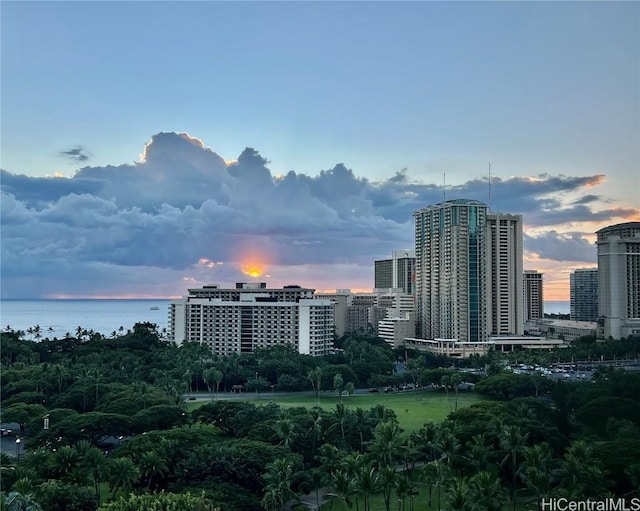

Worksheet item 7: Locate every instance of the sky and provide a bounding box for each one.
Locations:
[1,1,639,305]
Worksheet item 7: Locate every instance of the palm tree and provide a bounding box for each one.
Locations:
[317,444,342,480]
[412,422,439,462]
[557,440,606,499]
[378,465,397,511]
[465,433,492,473]
[469,471,505,511]
[107,457,140,499]
[341,452,363,480]
[80,447,108,501]
[521,442,554,508]
[24,448,52,480]
[274,414,297,450]
[399,438,422,478]
[353,465,379,511]
[353,408,373,454]
[307,467,328,510]
[52,446,77,478]
[422,460,450,511]
[435,424,461,467]
[395,473,419,511]
[369,421,403,468]
[498,423,528,510]
[327,469,353,511]
[444,477,476,511]
[261,458,297,511]
[333,373,344,403]
[138,450,168,490]
[308,367,323,406]
[308,407,324,459]
[331,403,349,448]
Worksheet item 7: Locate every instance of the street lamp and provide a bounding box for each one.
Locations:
[15,438,21,461]
[255,372,258,398]
[43,413,50,431]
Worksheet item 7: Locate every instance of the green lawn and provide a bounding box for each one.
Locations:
[188,390,492,432]
[275,391,488,431]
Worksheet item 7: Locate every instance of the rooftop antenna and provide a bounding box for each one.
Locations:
[443,172,446,202]
[488,161,491,212]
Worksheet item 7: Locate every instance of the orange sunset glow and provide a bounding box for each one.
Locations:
[241,263,266,278]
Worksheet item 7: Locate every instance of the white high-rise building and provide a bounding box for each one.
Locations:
[570,268,599,322]
[170,283,334,356]
[486,213,524,336]
[523,270,544,321]
[596,222,640,340]
[414,199,488,342]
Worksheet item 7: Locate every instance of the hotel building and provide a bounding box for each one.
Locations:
[169,283,334,356]
[597,222,640,339]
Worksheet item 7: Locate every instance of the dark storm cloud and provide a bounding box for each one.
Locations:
[1,131,636,297]
[524,231,597,263]
[60,146,90,162]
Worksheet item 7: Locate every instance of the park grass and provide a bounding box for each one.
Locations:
[187,391,493,432]
[272,391,489,431]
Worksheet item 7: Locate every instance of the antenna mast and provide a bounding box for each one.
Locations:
[488,161,491,212]
[443,173,446,202]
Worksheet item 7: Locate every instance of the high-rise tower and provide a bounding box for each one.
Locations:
[523,270,544,321]
[596,222,640,339]
[414,199,488,342]
[570,268,598,322]
[486,213,524,335]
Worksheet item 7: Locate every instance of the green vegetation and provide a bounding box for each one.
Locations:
[2,324,640,511]
[191,391,492,431]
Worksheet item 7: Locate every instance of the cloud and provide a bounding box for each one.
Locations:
[524,231,597,263]
[1,131,637,298]
[60,146,90,162]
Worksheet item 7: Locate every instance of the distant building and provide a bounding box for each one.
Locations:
[344,289,414,335]
[170,283,334,356]
[374,250,416,294]
[378,312,416,348]
[403,336,563,358]
[525,318,597,342]
[315,290,350,337]
[523,270,544,321]
[597,222,640,339]
[486,213,524,336]
[570,268,598,322]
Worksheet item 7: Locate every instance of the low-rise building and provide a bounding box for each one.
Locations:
[524,318,597,342]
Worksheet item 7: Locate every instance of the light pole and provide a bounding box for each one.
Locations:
[255,372,258,398]
[15,438,21,461]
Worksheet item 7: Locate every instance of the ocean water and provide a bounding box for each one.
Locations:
[545,301,570,315]
[0,300,171,339]
[0,299,571,340]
